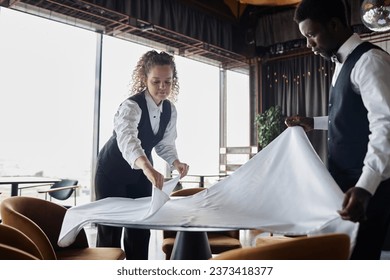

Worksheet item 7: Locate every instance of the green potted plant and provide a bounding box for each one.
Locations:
[255,105,286,149]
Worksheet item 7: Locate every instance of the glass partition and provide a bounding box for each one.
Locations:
[0,8,96,199]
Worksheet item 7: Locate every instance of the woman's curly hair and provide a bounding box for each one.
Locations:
[130,50,179,102]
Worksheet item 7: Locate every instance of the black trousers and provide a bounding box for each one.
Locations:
[95,167,152,260]
[334,173,390,260]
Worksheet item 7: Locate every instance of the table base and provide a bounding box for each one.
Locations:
[170,231,212,260]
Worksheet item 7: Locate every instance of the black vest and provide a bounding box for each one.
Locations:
[328,42,381,188]
[97,91,172,184]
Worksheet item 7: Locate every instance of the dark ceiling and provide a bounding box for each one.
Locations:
[178,0,297,21]
[1,0,300,72]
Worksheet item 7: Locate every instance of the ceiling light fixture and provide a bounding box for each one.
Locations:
[140,24,155,32]
[361,0,390,32]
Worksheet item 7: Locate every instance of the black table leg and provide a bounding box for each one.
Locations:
[11,183,18,196]
[170,231,212,260]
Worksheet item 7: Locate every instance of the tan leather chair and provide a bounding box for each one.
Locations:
[210,233,350,260]
[0,196,125,260]
[254,231,308,246]
[0,244,40,260]
[0,223,42,260]
[162,187,242,260]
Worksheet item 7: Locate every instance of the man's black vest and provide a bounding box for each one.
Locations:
[96,91,171,184]
[328,42,381,188]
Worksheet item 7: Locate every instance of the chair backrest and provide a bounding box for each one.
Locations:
[0,244,40,260]
[49,179,78,200]
[210,233,351,260]
[0,223,43,260]
[170,187,206,197]
[0,196,89,259]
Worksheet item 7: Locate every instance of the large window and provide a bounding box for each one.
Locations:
[224,70,251,170]
[227,70,250,147]
[0,8,96,198]
[174,57,220,175]
[99,36,151,148]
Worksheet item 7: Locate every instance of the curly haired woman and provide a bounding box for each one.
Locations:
[95,50,189,260]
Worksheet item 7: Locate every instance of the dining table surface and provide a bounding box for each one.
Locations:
[178,174,228,187]
[0,176,61,196]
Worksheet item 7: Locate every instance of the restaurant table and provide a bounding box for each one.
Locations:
[0,176,60,196]
[97,222,232,260]
[58,128,359,260]
[179,174,228,187]
[170,231,212,259]
[168,227,238,260]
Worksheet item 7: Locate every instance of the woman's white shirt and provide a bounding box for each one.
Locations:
[114,92,178,170]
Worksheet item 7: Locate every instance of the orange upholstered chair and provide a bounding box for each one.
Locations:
[0,223,42,260]
[0,196,125,260]
[210,233,350,260]
[0,244,40,260]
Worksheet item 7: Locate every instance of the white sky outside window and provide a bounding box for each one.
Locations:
[227,71,250,147]
[226,71,251,166]
[0,8,95,189]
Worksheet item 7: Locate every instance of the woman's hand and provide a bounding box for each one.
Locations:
[142,165,165,190]
[135,156,165,189]
[173,160,189,179]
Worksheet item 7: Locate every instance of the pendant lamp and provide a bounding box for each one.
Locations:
[361,0,390,32]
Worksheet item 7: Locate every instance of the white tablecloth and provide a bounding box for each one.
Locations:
[58,127,358,248]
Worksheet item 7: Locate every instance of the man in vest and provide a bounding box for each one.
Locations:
[285,0,390,259]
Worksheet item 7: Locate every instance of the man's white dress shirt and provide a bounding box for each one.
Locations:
[314,34,390,195]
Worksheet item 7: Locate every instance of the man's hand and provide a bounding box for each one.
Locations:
[285,115,314,132]
[338,187,372,223]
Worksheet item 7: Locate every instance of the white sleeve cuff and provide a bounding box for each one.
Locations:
[355,166,382,195]
[313,116,329,130]
[129,150,146,170]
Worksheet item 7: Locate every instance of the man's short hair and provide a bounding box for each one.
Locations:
[294,0,348,26]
